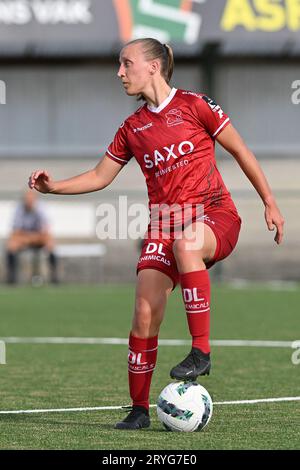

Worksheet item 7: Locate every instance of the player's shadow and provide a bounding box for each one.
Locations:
[0,414,107,428]
[0,414,167,433]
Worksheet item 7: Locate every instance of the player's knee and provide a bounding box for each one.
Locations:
[173,238,205,260]
[133,298,163,334]
[135,298,154,321]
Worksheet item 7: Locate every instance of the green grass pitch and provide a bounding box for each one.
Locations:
[0,283,299,450]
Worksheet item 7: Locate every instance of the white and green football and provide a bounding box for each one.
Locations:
[157,381,213,432]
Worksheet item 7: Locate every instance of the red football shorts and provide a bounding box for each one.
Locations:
[136,209,242,289]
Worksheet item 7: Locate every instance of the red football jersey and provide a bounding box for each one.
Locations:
[107,88,239,228]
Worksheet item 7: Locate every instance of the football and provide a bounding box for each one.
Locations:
[157,381,213,432]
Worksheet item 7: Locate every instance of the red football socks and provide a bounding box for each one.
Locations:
[180,270,211,354]
[128,332,158,410]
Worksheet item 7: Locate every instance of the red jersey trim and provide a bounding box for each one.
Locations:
[106,150,128,165]
[212,117,230,138]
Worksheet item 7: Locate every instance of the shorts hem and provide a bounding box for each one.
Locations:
[136,266,178,290]
[202,221,221,269]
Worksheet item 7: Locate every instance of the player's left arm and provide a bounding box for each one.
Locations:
[216,123,284,245]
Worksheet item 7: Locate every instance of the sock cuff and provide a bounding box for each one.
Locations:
[179,269,209,285]
[129,332,158,352]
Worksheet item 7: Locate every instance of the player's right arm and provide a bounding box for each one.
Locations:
[28,155,123,195]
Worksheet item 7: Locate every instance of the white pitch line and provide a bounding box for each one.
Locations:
[0,337,294,348]
[0,396,299,415]
[212,396,300,405]
[0,405,126,415]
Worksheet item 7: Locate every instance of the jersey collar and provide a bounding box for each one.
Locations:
[147,87,177,114]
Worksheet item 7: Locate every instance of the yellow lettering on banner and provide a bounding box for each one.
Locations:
[255,0,285,31]
[221,0,257,31]
[286,0,300,31]
[221,0,300,32]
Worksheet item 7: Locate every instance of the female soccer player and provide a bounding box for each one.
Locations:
[29,38,284,430]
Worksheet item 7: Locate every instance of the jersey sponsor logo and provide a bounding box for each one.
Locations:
[165,108,183,127]
[186,303,209,311]
[128,351,147,366]
[183,288,209,312]
[145,242,166,256]
[183,288,205,303]
[155,159,189,178]
[128,350,155,372]
[202,95,218,109]
[139,242,171,267]
[202,95,224,119]
[133,122,153,133]
[139,254,171,267]
[144,140,194,169]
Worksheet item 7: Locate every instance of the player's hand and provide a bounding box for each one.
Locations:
[28,170,55,194]
[264,200,284,245]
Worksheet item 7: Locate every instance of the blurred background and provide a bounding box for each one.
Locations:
[0,0,299,285]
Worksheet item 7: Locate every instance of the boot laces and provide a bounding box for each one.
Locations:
[178,350,197,368]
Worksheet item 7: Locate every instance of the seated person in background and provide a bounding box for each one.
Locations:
[5,189,58,284]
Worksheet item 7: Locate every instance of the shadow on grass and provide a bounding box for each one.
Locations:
[0,413,172,434]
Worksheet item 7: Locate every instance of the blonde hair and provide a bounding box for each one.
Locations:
[125,37,174,84]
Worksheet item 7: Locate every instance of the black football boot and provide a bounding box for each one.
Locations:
[170,347,211,381]
[114,405,150,430]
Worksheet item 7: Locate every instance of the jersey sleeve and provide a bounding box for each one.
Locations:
[106,121,133,166]
[195,95,230,139]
